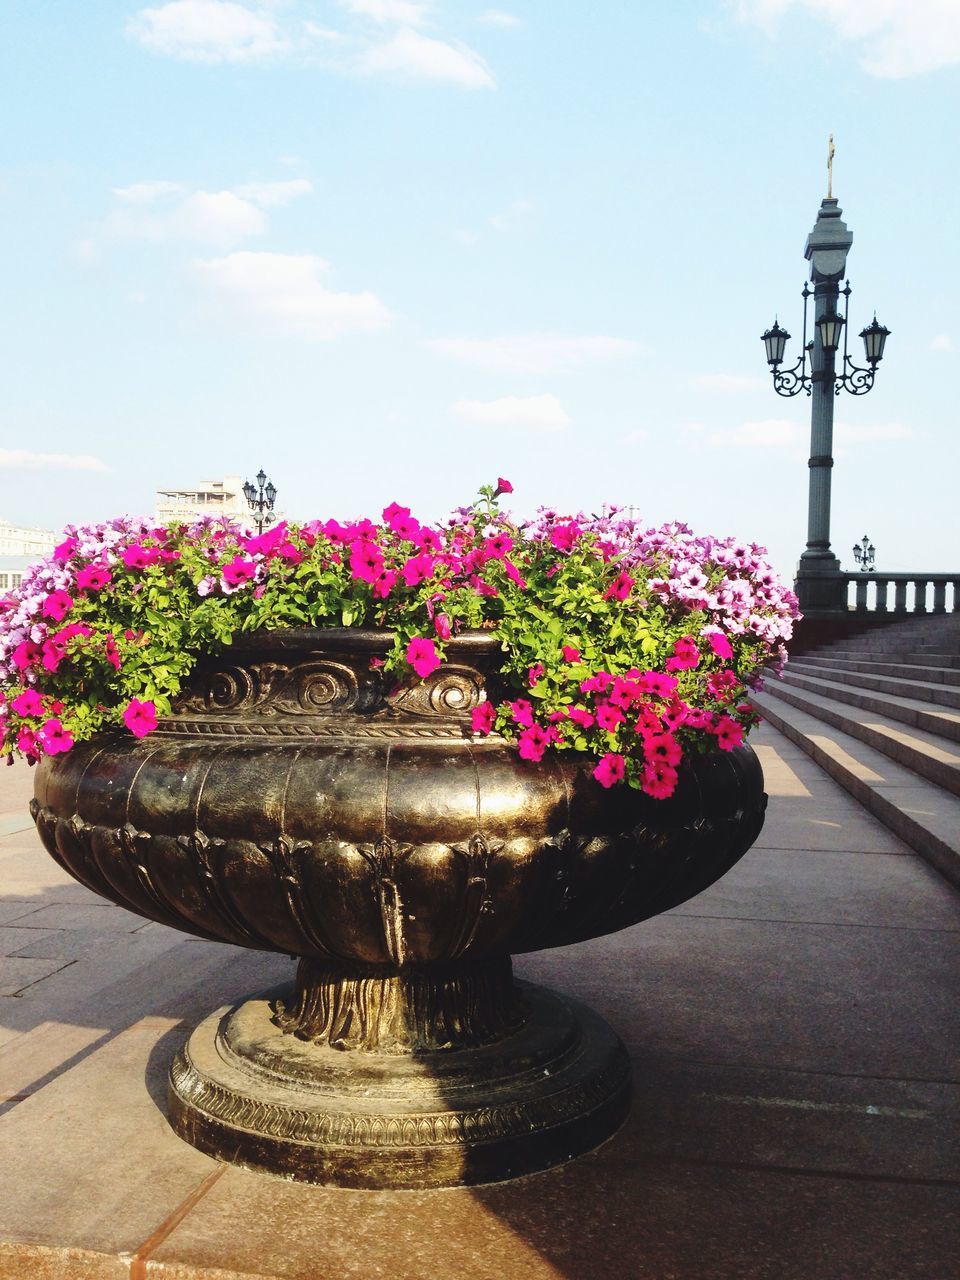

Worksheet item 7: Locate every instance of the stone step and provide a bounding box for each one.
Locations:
[815,650,960,670]
[798,655,960,688]
[777,669,960,743]
[758,678,960,799]
[787,661,960,710]
[751,687,960,890]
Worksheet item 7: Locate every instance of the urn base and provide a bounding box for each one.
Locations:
[167,979,631,1189]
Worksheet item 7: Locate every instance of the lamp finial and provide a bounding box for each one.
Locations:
[827,133,835,199]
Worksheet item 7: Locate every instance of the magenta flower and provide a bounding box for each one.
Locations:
[595,701,626,732]
[518,724,550,762]
[641,760,678,800]
[567,706,595,729]
[76,565,112,593]
[561,645,581,663]
[221,557,257,588]
[502,559,526,589]
[38,718,74,755]
[593,753,625,789]
[121,545,161,569]
[665,636,700,672]
[52,536,78,564]
[42,591,74,622]
[122,699,158,738]
[704,629,734,660]
[372,570,397,600]
[471,702,496,735]
[603,571,634,602]
[484,533,513,560]
[494,477,513,496]
[644,732,683,767]
[401,553,436,588]
[510,698,535,728]
[713,715,744,751]
[12,641,40,672]
[11,689,43,716]
[406,636,441,679]
[434,613,452,641]
[349,539,384,584]
[16,728,39,760]
[104,635,122,671]
[549,521,582,553]
[527,663,545,687]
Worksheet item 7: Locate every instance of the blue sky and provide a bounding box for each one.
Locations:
[1,0,958,582]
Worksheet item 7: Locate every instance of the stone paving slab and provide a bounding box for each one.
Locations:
[0,724,958,1279]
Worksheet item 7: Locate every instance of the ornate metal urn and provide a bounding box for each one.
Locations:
[31,629,766,1188]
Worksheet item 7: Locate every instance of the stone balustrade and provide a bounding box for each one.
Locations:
[841,572,960,614]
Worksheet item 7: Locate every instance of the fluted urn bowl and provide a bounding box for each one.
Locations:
[31,629,766,1188]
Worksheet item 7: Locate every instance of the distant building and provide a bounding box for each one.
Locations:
[154,474,248,525]
[0,520,58,591]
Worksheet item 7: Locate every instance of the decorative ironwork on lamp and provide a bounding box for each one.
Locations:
[852,535,876,572]
[761,280,890,398]
[243,468,278,535]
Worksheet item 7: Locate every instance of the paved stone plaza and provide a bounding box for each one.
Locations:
[0,723,958,1279]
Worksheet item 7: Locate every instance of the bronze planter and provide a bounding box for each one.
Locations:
[31,628,766,1188]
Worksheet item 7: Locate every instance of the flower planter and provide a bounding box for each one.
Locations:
[30,628,766,1188]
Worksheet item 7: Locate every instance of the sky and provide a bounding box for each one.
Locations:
[1,0,958,584]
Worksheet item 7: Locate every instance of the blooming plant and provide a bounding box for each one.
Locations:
[0,480,797,798]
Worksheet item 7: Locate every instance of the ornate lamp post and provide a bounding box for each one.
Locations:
[242,469,278,536]
[760,138,890,613]
[852,535,876,572]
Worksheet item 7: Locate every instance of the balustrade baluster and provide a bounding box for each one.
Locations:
[894,580,908,614]
[933,581,947,614]
[855,579,869,611]
[914,580,929,614]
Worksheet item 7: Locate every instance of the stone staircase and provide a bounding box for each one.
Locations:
[752,613,960,889]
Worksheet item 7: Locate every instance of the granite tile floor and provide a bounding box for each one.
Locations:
[0,722,958,1279]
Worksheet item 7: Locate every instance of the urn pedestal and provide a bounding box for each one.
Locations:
[31,629,766,1188]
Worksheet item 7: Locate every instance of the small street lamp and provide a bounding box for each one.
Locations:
[852,535,876,572]
[242,469,278,535]
[760,136,891,613]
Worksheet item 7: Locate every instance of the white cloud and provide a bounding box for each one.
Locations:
[478,9,522,27]
[429,333,640,374]
[361,28,495,87]
[233,179,313,207]
[128,1,287,64]
[452,394,571,430]
[112,180,183,203]
[339,0,429,23]
[0,450,108,472]
[623,428,649,444]
[707,418,803,447]
[192,251,392,339]
[732,0,960,77]
[930,333,954,352]
[109,189,268,247]
[695,372,767,391]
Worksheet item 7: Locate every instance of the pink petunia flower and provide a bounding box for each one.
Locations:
[704,629,734,660]
[641,760,678,800]
[510,698,535,728]
[593,752,626,788]
[567,705,595,729]
[434,613,452,641]
[406,636,441,679]
[471,702,496,735]
[518,724,550,762]
[12,641,40,672]
[603,571,634,602]
[11,689,43,716]
[595,701,626,732]
[76,565,112,593]
[221,557,257,588]
[122,699,158,738]
[665,635,700,672]
[561,645,581,663]
[713,715,744,751]
[372,569,397,600]
[104,635,122,671]
[494,477,513,496]
[527,663,545,687]
[401,553,436,588]
[42,591,74,622]
[122,544,161,570]
[349,539,384,584]
[39,718,74,755]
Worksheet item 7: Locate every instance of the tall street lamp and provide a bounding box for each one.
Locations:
[242,469,278,536]
[760,139,890,614]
